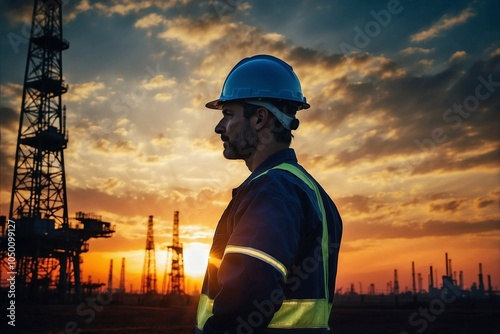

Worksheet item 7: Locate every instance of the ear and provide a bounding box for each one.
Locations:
[254,107,270,130]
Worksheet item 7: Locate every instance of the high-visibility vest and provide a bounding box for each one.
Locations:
[196,162,333,331]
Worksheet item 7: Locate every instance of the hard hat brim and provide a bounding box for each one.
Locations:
[205,98,310,110]
[205,99,223,109]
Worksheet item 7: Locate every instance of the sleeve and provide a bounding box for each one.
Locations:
[203,175,303,334]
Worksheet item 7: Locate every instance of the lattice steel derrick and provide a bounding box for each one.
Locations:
[141,215,157,294]
[9,0,69,227]
[167,211,185,294]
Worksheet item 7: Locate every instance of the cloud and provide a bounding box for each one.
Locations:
[410,7,477,42]
[67,182,231,233]
[401,47,435,56]
[66,0,93,21]
[262,32,285,43]
[142,75,176,90]
[154,93,173,101]
[184,41,495,185]
[66,81,106,102]
[2,3,32,25]
[349,219,499,240]
[449,50,468,62]
[475,198,496,209]
[335,195,374,214]
[92,137,137,154]
[302,54,499,174]
[94,0,182,17]
[0,83,23,109]
[157,17,239,50]
[417,58,434,70]
[151,133,173,148]
[134,13,166,29]
[410,148,499,175]
[0,106,18,129]
[0,112,17,203]
[429,200,465,212]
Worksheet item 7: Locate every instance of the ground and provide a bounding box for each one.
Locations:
[1,297,499,333]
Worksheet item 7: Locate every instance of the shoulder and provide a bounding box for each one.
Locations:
[241,165,315,205]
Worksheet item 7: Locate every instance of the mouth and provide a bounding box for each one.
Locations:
[221,135,229,142]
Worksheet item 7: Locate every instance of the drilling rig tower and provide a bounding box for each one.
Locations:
[141,215,157,294]
[166,211,185,295]
[119,257,126,293]
[0,0,114,302]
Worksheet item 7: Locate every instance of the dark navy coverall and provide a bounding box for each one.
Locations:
[196,148,342,333]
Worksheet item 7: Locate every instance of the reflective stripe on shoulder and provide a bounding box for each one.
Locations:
[224,245,287,279]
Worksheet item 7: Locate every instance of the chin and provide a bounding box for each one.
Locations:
[223,150,239,160]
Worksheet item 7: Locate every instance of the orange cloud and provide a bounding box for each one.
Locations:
[411,7,476,42]
[66,81,106,102]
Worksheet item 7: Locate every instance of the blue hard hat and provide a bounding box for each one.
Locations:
[205,54,310,110]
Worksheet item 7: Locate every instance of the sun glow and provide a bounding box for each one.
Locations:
[183,242,210,277]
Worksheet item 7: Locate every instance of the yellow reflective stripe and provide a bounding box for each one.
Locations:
[271,164,330,301]
[269,299,331,328]
[252,163,330,301]
[196,295,331,329]
[224,245,287,279]
[196,293,213,330]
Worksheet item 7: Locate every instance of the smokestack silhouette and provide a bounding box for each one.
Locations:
[478,263,485,293]
[445,252,449,277]
[429,265,434,290]
[393,269,399,294]
[417,273,422,293]
[107,259,113,293]
[449,258,453,279]
[412,261,416,294]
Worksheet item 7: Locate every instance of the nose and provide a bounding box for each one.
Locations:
[215,119,225,135]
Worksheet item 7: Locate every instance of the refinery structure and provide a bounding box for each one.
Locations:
[135,212,186,297]
[0,0,115,302]
[0,0,186,304]
[335,252,498,306]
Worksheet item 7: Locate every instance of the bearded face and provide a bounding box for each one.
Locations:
[221,118,259,160]
[215,102,259,161]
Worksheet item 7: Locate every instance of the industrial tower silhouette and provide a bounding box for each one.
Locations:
[119,257,126,293]
[107,259,113,293]
[0,0,114,302]
[141,215,157,294]
[166,211,185,294]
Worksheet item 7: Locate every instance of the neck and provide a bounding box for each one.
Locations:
[245,141,289,172]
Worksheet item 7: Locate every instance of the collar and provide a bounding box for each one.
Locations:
[233,148,298,195]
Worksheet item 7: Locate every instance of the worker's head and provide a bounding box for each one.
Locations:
[207,55,309,160]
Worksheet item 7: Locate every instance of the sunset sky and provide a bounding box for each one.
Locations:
[1,0,499,295]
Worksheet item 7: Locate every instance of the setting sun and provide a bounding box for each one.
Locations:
[183,242,210,278]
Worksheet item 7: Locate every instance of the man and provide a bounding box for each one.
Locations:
[196,54,342,333]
